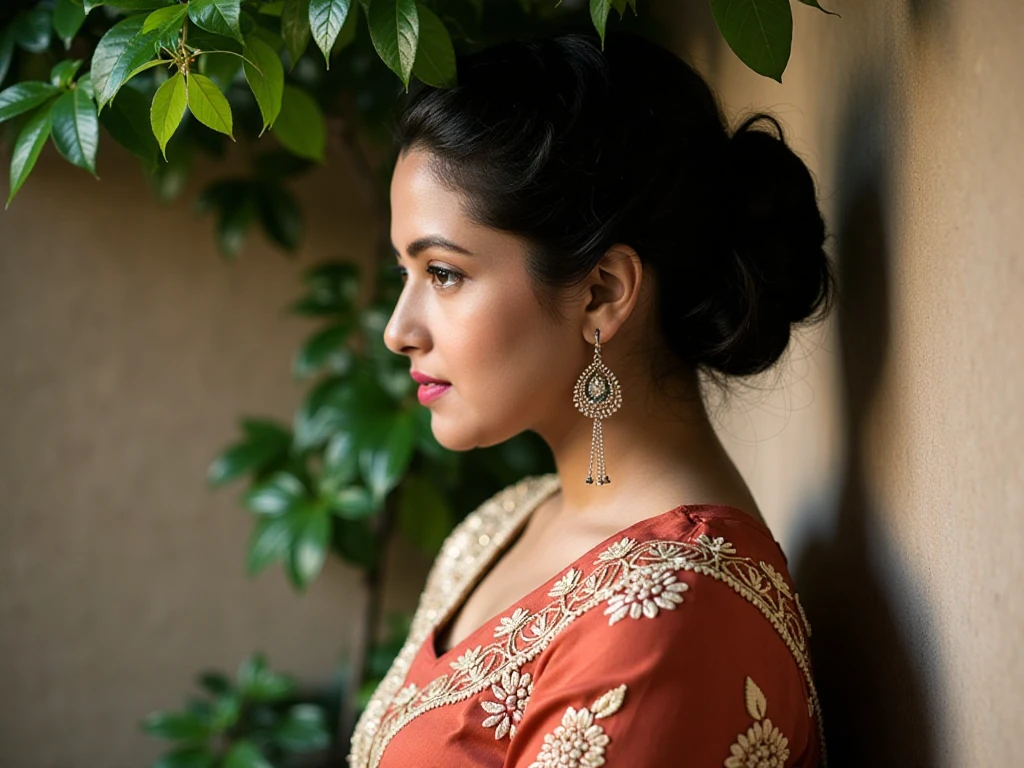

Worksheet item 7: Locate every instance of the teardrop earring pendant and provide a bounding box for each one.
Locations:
[572,328,623,485]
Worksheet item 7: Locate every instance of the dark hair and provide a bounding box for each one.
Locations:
[392,29,836,387]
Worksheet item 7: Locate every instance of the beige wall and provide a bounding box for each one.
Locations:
[658,0,1024,764]
[0,141,430,766]
[2,0,1022,764]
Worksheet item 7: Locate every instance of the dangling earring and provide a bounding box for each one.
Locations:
[573,328,623,486]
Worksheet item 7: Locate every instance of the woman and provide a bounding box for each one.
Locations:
[350,27,835,768]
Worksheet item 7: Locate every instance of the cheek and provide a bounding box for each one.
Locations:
[446,287,569,407]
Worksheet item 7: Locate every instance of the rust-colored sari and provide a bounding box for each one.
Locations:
[348,473,824,768]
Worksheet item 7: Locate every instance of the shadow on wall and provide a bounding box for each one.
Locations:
[791,71,941,766]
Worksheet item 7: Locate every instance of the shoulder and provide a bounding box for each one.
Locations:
[504,511,824,766]
[543,509,815,689]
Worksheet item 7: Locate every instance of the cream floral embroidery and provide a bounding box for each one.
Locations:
[350,474,824,768]
[479,666,533,740]
[450,645,486,681]
[724,677,791,768]
[596,537,637,562]
[527,684,627,768]
[392,683,418,708]
[702,534,737,558]
[548,567,582,598]
[603,565,690,626]
[494,608,532,639]
[761,562,793,599]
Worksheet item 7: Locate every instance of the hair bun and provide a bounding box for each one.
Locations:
[693,114,834,377]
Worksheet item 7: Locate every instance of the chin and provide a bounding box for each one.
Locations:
[428,410,520,452]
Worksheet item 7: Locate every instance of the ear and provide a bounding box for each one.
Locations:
[581,244,644,343]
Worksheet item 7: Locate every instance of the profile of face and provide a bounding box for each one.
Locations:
[384,149,584,451]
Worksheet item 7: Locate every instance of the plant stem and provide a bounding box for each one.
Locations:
[334,496,397,762]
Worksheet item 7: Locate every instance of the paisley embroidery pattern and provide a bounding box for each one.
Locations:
[346,474,823,768]
[724,677,791,768]
[527,684,627,768]
[480,665,533,740]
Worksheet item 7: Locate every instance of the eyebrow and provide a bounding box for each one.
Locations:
[391,235,475,260]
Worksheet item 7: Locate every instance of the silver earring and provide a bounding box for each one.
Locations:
[572,328,623,485]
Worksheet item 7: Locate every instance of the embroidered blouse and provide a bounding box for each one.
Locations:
[348,473,825,768]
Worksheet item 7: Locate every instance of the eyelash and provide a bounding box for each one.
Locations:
[390,264,464,291]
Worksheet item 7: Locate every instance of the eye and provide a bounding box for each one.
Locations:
[389,264,464,291]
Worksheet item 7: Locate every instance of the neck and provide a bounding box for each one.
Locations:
[534,369,757,526]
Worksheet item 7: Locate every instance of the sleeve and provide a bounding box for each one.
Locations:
[498,566,821,768]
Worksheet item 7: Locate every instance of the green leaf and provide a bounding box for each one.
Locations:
[332,517,377,569]
[124,58,169,85]
[185,72,233,138]
[223,740,273,768]
[53,0,87,49]
[797,0,840,14]
[244,471,306,516]
[309,0,351,67]
[6,104,53,208]
[197,671,232,696]
[209,693,241,731]
[90,14,162,108]
[247,515,294,575]
[397,472,453,555]
[320,431,359,491]
[589,0,613,49]
[0,82,61,124]
[142,5,189,38]
[331,0,359,55]
[188,0,244,44]
[237,654,295,700]
[101,84,159,169]
[708,0,793,82]
[140,711,211,741]
[411,4,454,88]
[50,59,83,88]
[368,0,419,89]
[255,182,302,251]
[208,419,290,486]
[359,410,416,502]
[329,485,375,520]
[290,505,330,586]
[216,194,256,258]
[50,87,99,175]
[85,0,175,11]
[76,73,94,100]
[0,27,14,87]
[281,0,311,66]
[274,704,330,752]
[150,72,187,159]
[151,745,217,768]
[294,322,353,378]
[242,36,284,133]
[272,84,325,161]
[13,7,52,54]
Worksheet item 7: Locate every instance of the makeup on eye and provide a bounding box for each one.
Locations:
[390,262,465,290]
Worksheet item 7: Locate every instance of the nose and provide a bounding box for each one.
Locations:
[383,291,426,357]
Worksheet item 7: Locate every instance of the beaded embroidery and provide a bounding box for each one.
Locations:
[347,474,824,768]
[724,677,791,768]
[527,684,627,768]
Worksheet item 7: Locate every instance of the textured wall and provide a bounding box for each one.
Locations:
[0,140,429,767]
[3,1,1022,764]
[658,0,1024,765]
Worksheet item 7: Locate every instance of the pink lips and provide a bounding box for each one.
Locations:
[411,370,451,405]
[416,382,452,405]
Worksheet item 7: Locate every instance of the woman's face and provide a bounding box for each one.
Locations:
[384,148,580,451]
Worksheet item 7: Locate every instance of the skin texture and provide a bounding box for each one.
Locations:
[384,147,766,553]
